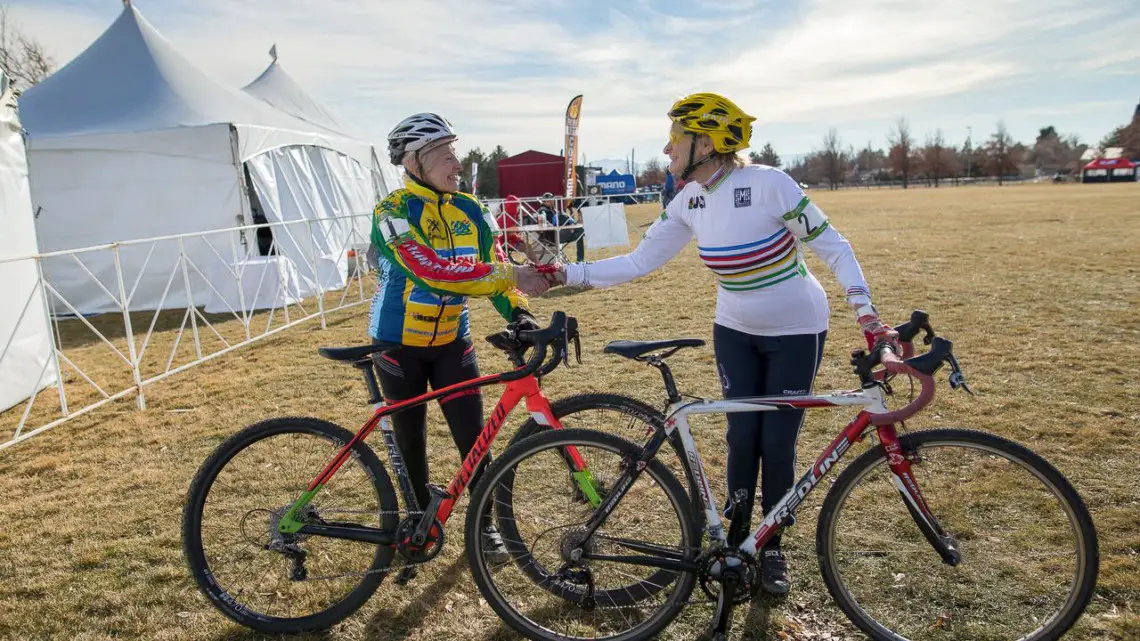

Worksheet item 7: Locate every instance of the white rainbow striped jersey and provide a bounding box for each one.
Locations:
[564,164,872,336]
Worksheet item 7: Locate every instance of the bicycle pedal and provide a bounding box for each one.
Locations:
[394,565,418,586]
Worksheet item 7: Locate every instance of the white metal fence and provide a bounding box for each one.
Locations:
[0,213,375,451]
[1,194,655,452]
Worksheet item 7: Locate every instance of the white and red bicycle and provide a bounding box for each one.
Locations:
[464,310,1099,641]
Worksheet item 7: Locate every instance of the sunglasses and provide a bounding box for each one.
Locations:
[669,130,694,147]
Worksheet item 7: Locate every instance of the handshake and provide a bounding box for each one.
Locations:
[514,263,567,297]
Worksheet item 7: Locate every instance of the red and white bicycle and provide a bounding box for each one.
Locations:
[465,310,1099,641]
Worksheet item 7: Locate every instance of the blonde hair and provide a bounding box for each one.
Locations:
[712,150,746,170]
[691,133,745,171]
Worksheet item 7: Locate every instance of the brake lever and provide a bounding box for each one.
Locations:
[921,322,935,346]
[573,332,582,365]
[946,353,974,395]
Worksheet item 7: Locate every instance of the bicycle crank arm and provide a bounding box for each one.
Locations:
[297,523,395,546]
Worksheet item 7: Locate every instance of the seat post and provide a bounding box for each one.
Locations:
[355,360,384,405]
[647,357,683,405]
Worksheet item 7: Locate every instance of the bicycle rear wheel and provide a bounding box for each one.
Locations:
[466,428,700,641]
[817,428,1098,641]
[182,417,399,633]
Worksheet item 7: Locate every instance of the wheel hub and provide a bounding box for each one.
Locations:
[559,526,598,563]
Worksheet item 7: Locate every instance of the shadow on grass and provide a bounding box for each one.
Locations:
[363,555,468,640]
[206,625,332,641]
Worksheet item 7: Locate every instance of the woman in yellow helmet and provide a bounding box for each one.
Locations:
[534,93,898,595]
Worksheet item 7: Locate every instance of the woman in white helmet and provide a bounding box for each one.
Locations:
[535,93,899,595]
[369,113,549,567]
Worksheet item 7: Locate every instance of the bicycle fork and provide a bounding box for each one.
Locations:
[877,425,961,566]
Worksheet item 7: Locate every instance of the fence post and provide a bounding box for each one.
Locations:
[229,231,251,341]
[36,256,69,417]
[307,220,327,330]
[113,244,146,410]
[178,237,203,360]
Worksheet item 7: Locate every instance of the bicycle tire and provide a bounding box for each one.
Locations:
[182,417,399,633]
[497,393,701,605]
[467,428,700,641]
[816,428,1099,641]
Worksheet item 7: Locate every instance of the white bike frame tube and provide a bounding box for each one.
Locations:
[664,387,885,552]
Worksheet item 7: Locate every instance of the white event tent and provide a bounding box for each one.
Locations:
[241,48,404,246]
[20,3,387,314]
[0,70,59,413]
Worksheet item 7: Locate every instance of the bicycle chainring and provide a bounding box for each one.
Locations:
[698,547,759,604]
[395,516,445,563]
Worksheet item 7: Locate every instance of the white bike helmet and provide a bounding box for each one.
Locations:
[387,113,457,164]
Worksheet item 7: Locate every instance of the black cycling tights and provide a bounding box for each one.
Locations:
[373,337,487,512]
[713,324,827,549]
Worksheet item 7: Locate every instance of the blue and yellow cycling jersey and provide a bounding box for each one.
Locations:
[369,176,528,346]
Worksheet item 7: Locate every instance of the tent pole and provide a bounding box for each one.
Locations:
[113,244,146,409]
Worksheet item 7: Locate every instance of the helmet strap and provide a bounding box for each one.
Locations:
[680,136,714,181]
[407,167,451,196]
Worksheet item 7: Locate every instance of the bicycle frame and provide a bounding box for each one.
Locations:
[277,365,594,543]
[581,383,947,568]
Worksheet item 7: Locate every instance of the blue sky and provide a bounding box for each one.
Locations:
[10,0,1139,164]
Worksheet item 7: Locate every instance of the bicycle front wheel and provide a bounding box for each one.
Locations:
[817,428,1098,641]
[466,428,700,641]
[498,393,701,605]
[182,417,399,633]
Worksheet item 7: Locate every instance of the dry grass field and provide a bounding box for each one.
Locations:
[0,182,1137,640]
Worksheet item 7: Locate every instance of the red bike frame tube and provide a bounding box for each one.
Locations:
[876,422,940,524]
[434,377,532,523]
[750,412,872,550]
[305,369,514,492]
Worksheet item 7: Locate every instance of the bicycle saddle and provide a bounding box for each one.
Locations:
[603,338,705,360]
[318,342,398,363]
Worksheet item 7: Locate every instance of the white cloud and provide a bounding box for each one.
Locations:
[9,0,1138,160]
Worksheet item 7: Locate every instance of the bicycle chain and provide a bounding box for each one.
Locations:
[266,509,721,610]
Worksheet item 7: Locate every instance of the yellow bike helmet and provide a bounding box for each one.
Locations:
[668,93,756,152]
[667,93,756,179]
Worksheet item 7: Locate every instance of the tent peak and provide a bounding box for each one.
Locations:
[269,43,278,62]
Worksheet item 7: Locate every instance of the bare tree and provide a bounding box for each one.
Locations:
[821,128,845,190]
[922,129,947,187]
[887,117,914,188]
[638,157,666,186]
[984,120,1019,186]
[0,6,55,89]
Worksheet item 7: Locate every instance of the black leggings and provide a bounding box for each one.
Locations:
[372,336,486,511]
[713,324,827,546]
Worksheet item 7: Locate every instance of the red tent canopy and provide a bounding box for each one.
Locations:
[497,150,564,198]
[1082,157,1137,170]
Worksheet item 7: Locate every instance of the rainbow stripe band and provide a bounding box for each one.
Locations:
[699,228,806,291]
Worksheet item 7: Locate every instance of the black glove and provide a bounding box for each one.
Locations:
[512,309,540,333]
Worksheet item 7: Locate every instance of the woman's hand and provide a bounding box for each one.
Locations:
[855,304,900,353]
[536,263,567,287]
[514,265,552,296]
